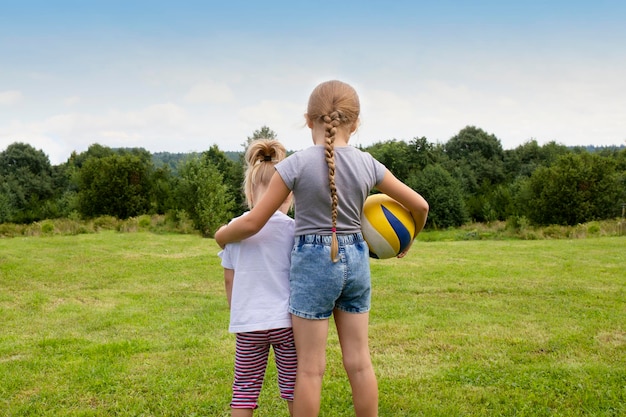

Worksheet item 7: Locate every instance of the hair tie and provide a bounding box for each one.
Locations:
[331,227,336,233]
[263,155,272,161]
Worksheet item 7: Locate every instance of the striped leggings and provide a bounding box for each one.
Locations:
[231,327,297,409]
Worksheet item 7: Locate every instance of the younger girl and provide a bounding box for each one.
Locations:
[216,80,429,417]
[219,139,296,417]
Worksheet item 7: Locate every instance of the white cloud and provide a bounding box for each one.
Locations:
[3,49,626,167]
[0,90,23,105]
[0,120,70,165]
[359,89,420,139]
[237,99,309,149]
[1,103,198,164]
[183,81,235,104]
[64,96,81,106]
[239,100,300,126]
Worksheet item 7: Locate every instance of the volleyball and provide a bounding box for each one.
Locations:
[361,194,416,259]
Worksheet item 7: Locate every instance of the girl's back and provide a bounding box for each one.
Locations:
[276,145,385,236]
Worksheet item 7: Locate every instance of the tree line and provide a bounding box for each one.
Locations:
[1,126,625,235]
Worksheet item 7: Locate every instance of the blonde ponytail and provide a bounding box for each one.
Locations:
[243,139,286,208]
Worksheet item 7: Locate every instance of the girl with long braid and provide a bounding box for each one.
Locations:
[216,80,429,417]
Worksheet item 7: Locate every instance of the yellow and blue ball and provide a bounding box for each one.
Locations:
[361,194,416,259]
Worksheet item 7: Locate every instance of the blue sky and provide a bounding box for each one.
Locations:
[1,0,625,164]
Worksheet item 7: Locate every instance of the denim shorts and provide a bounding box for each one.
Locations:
[289,233,371,320]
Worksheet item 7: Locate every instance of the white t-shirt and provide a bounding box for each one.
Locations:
[218,211,295,333]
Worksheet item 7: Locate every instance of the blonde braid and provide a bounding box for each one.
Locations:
[324,112,341,262]
[306,80,361,262]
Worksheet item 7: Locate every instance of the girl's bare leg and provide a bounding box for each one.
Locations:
[291,315,329,417]
[334,309,378,417]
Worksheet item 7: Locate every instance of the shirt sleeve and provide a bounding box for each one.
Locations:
[373,156,387,184]
[275,152,298,190]
[218,247,234,269]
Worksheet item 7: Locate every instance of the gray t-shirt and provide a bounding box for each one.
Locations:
[276,145,387,236]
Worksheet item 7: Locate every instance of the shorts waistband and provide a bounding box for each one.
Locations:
[296,233,364,246]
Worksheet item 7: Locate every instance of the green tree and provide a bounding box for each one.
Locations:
[67,143,115,168]
[615,147,626,171]
[152,151,196,176]
[442,126,506,221]
[444,126,506,193]
[150,165,176,214]
[0,180,15,223]
[47,161,80,219]
[409,136,445,171]
[365,140,416,183]
[176,154,234,236]
[242,125,278,150]
[466,182,517,223]
[406,164,468,229]
[0,142,55,222]
[504,140,569,180]
[204,145,244,213]
[523,153,621,225]
[77,153,152,219]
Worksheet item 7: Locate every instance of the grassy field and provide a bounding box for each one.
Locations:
[0,231,624,416]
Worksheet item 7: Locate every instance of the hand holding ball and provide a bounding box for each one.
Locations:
[361,194,416,259]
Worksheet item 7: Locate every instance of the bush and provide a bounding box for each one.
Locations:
[506,215,530,232]
[138,215,152,229]
[41,221,54,234]
[92,215,120,231]
[587,221,601,234]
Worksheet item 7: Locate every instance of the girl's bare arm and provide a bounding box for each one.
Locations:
[215,172,291,248]
[375,170,429,257]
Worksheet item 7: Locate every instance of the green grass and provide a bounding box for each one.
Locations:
[1,232,625,416]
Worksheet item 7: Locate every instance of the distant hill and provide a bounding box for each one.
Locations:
[151,150,243,175]
[573,144,625,153]
[224,151,243,162]
[151,152,199,175]
[152,145,624,175]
